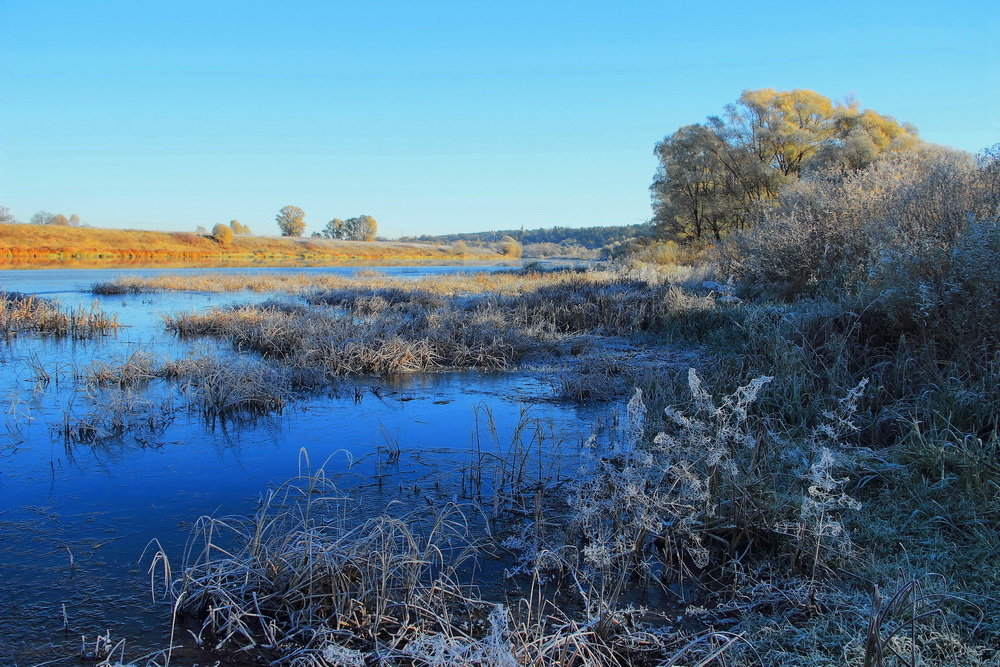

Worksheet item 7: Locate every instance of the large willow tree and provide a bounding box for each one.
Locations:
[651,89,925,241]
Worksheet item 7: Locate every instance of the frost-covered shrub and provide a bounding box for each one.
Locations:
[721,148,999,304]
[568,373,776,582]
[867,215,1000,356]
[564,371,868,594]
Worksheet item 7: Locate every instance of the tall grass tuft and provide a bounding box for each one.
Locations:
[0,292,120,339]
[151,463,719,665]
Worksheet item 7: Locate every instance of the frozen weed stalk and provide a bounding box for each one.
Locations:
[566,368,874,602]
[569,370,779,585]
[794,447,862,582]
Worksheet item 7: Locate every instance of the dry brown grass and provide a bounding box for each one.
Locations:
[83,351,299,421]
[92,266,610,295]
[0,223,498,268]
[156,269,709,379]
[0,291,120,339]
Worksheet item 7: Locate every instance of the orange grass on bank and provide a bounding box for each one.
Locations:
[0,223,498,268]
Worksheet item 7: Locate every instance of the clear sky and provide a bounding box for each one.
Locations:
[1,0,997,238]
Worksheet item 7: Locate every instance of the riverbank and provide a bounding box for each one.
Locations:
[0,224,498,268]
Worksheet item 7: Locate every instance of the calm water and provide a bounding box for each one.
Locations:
[0,266,617,664]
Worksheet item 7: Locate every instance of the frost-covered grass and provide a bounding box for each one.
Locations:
[139,362,996,665]
[86,153,1000,665]
[156,269,718,380]
[0,291,120,339]
[91,266,606,295]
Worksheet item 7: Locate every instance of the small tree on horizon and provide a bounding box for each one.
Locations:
[276,206,306,237]
[212,223,234,245]
[359,214,378,241]
[320,218,347,239]
[30,211,55,225]
[230,220,244,235]
[0,206,15,225]
[50,214,70,226]
[69,213,81,226]
[344,215,377,241]
[499,235,523,258]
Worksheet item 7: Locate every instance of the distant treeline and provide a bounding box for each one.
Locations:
[400,223,651,249]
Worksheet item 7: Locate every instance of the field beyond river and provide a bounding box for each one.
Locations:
[0,224,499,269]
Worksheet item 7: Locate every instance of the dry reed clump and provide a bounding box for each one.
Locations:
[89,267,616,296]
[81,351,297,422]
[86,351,160,387]
[305,285,446,313]
[159,354,294,418]
[164,303,541,376]
[55,388,174,445]
[477,280,674,335]
[90,280,157,295]
[151,470,680,665]
[0,291,120,339]
[155,475,482,661]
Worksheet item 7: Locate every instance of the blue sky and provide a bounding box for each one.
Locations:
[1,1,997,238]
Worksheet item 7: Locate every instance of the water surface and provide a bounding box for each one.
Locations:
[0,265,616,664]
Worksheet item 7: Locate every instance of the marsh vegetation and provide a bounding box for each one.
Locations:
[136,145,997,665]
[1,290,120,339]
[2,105,998,666]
